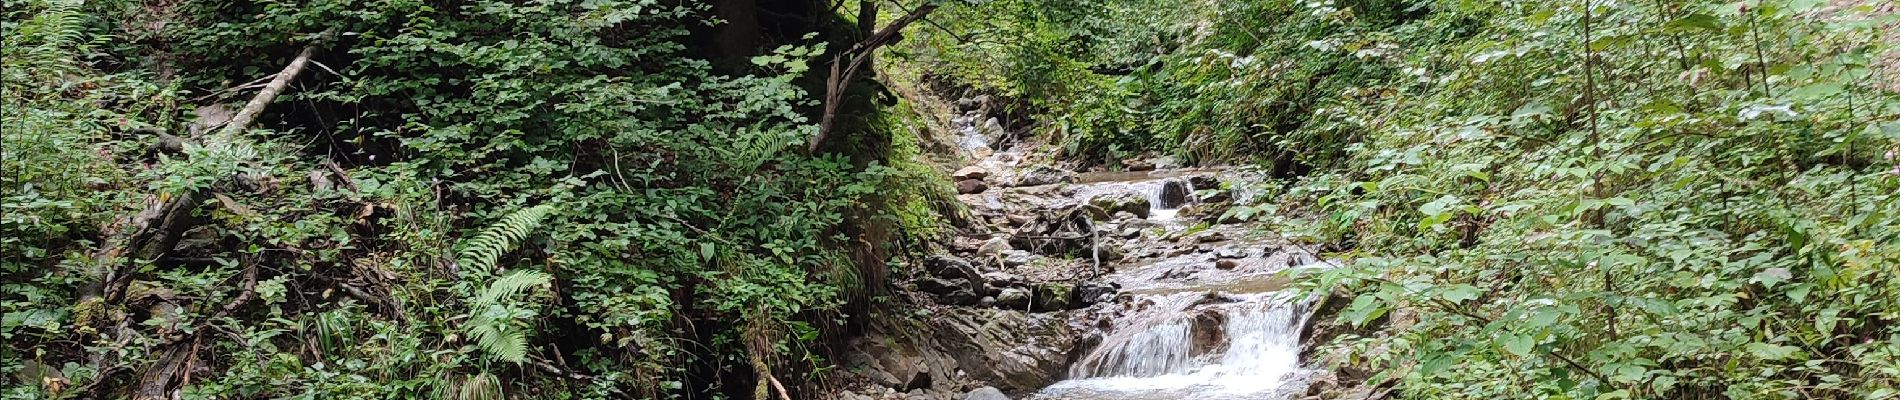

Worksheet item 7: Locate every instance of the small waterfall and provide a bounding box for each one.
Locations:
[1050,292,1312,398]
[1145,178,1194,221]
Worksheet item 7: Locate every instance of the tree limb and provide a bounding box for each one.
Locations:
[808,2,941,153]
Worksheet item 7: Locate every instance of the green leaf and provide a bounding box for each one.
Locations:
[1502,334,1534,356]
[1441,284,1482,303]
[1745,342,1800,360]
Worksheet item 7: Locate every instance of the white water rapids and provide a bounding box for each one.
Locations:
[1037,293,1310,399]
[1032,182,1316,400]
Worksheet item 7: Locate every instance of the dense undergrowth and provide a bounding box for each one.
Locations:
[3,0,922,398]
[899,0,1900,398]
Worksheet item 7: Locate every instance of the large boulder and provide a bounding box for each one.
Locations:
[1156,179,1193,209]
[977,237,1012,256]
[994,288,1031,309]
[956,179,989,194]
[1088,193,1151,219]
[843,308,1077,393]
[926,255,981,281]
[915,278,969,295]
[942,289,985,306]
[964,387,1009,400]
[1189,309,1228,357]
[1076,281,1119,305]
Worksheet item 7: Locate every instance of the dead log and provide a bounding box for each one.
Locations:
[85,41,327,399]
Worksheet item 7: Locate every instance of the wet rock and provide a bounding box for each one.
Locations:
[902,363,934,391]
[1189,309,1228,356]
[916,278,969,295]
[1201,189,1233,204]
[956,179,989,194]
[977,237,1011,256]
[1215,259,1240,270]
[1157,179,1193,209]
[1191,231,1228,243]
[955,95,989,110]
[1153,155,1183,169]
[927,255,981,281]
[1033,284,1074,312]
[943,289,985,306]
[1085,245,1124,264]
[1164,244,1204,257]
[964,387,1009,400]
[999,250,1036,267]
[1188,174,1221,192]
[1077,281,1119,305]
[1088,193,1151,219]
[953,166,991,180]
[1121,158,1156,171]
[979,117,1006,139]
[981,271,1024,287]
[1013,165,1075,187]
[995,288,1031,309]
[1215,246,1248,259]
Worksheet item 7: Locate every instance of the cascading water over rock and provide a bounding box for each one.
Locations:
[1040,292,1313,399]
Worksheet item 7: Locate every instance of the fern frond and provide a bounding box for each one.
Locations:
[474,270,551,308]
[457,204,555,277]
[455,371,504,400]
[466,317,530,363]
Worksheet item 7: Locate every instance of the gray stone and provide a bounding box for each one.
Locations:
[1077,281,1118,305]
[1013,165,1074,187]
[1188,174,1221,191]
[1192,231,1228,243]
[915,277,968,295]
[957,179,989,194]
[1215,246,1247,259]
[999,250,1036,267]
[995,288,1031,309]
[1121,158,1156,171]
[981,271,1023,287]
[942,289,984,306]
[1152,155,1183,169]
[964,387,1009,400]
[977,237,1011,255]
[1088,193,1151,219]
[843,308,1076,393]
[953,166,991,180]
[1215,259,1240,270]
[927,255,981,280]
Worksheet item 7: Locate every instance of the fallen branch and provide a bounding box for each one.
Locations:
[91,37,331,399]
[220,45,317,139]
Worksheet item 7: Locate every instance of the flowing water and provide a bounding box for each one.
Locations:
[950,113,1317,399]
[1031,180,1319,400]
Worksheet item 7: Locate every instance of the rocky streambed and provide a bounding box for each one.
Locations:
[836,97,1337,400]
